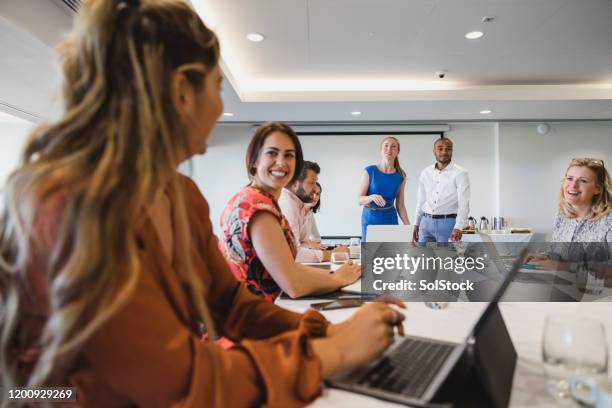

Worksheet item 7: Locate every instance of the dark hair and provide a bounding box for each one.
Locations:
[312,182,322,213]
[246,122,304,185]
[296,161,320,185]
[434,135,453,147]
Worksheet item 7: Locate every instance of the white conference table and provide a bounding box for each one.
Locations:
[275,297,612,407]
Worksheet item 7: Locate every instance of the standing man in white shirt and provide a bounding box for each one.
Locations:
[413,137,471,243]
[279,161,348,262]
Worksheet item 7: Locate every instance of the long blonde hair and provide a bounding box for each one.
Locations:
[559,158,612,220]
[0,0,220,399]
[380,136,406,178]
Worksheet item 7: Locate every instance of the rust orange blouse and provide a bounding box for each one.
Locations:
[18,175,330,407]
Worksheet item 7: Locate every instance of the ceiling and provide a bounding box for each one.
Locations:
[1,0,611,123]
[196,0,612,121]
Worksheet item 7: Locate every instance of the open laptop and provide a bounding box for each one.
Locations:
[345,225,415,294]
[477,233,573,287]
[327,249,527,408]
[367,225,414,243]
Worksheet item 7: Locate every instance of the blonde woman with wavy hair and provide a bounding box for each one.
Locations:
[552,158,612,242]
[527,158,611,274]
[0,1,406,406]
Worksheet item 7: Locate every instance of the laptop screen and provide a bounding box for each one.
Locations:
[467,249,526,407]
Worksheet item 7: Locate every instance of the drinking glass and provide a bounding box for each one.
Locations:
[330,252,350,272]
[542,315,608,400]
[349,237,361,259]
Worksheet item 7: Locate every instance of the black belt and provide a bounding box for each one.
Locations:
[423,213,456,219]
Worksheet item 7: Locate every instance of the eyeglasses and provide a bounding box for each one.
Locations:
[572,158,605,168]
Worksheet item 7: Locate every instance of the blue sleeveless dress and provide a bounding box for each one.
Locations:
[361,165,403,240]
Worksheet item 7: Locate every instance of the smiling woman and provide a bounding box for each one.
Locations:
[553,158,612,242]
[357,136,410,240]
[219,122,361,300]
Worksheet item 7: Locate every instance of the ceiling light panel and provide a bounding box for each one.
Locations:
[246,33,265,42]
[465,31,484,40]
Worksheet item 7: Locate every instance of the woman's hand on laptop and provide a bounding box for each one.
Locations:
[315,300,406,376]
[525,253,549,263]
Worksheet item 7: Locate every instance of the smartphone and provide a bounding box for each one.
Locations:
[310,298,365,311]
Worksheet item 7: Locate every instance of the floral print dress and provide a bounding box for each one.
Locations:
[219,186,297,301]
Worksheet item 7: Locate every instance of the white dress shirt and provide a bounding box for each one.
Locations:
[415,162,471,230]
[278,188,324,262]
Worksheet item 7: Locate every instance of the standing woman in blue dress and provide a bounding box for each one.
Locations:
[358,136,411,240]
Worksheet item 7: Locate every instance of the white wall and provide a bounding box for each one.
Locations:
[184,126,253,229]
[499,121,612,239]
[190,122,498,237]
[0,113,34,188]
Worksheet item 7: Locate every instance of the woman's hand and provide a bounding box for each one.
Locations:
[307,240,326,250]
[525,253,549,263]
[525,253,570,271]
[331,245,349,254]
[316,299,406,375]
[334,261,361,286]
[531,259,569,271]
[369,194,386,207]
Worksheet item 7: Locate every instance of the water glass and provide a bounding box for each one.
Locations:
[330,252,350,272]
[349,237,361,258]
[542,315,608,400]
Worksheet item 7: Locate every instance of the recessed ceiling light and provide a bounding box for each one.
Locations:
[351,111,362,116]
[480,109,492,115]
[223,112,234,117]
[465,31,484,40]
[246,33,265,42]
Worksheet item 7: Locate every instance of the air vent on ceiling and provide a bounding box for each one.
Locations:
[61,0,82,13]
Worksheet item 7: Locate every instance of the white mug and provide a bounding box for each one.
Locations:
[570,376,612,407]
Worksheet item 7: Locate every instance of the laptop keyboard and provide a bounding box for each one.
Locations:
[357,337,454,398]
